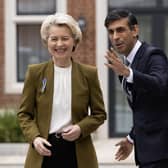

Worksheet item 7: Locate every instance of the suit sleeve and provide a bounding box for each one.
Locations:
[128,127,135,142]
[133,53,168,96]
[77,68,106,139]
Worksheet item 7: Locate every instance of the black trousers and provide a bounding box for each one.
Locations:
[139,159,168,168]
[42,133,78,168]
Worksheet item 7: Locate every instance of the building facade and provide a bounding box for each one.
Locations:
[0,0,108,139]
[1,0,168,166]
[1,0,168,141]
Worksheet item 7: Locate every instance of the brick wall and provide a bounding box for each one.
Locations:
[0,0,4,97]
[68,0,96,65]
[0,0,96,108]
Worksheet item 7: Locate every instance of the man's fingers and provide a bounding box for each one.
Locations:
[115,150,127,161]
[115,150,124,158]
[115,141,122,146]
[105,55,113,63]
[104,63,115,70]
[115,152,125,161]
[107,50,117,59]
[115,140,124,146]
[105,52,122,65]
[110,47,119,58]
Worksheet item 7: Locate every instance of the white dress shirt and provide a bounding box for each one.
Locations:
[49,64,72,134]
[125,40,142,143]
[126,40,142,82]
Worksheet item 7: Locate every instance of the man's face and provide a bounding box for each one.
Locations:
[107,18,139,56]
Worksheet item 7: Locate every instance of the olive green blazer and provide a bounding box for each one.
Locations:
[17,60,106,168]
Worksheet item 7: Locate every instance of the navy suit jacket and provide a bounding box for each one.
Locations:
[126,42,168,164]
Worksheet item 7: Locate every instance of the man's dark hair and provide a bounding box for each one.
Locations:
[104,9,138,30]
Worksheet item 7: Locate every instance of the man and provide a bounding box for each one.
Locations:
[104,9,168,168]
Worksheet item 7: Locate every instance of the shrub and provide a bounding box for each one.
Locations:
[0,110,25,142]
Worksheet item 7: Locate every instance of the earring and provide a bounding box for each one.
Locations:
[72,46,76,52]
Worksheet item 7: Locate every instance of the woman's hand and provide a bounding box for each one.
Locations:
[62,124,81,141]
[33,136,52,156]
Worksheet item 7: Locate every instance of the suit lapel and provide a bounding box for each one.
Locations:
[131,42,147,70]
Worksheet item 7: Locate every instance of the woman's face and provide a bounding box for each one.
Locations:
[47,25,75,61]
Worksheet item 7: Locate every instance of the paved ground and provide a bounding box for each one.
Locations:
[0,143,27,168]
[0,143,137,168]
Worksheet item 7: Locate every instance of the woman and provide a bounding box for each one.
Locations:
[17,13,106,168]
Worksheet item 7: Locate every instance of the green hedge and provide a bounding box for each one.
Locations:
[0,111,25,142]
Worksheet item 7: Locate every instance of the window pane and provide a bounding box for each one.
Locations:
[17,0,56,15]
[163,0,168,6]
[136,15,152,43]
[115,75,132,134]
[109,0,156,8]
[17,25,49,81]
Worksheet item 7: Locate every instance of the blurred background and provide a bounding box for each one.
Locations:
[0,0,168,167]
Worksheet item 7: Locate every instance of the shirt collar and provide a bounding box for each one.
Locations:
[126,40,142,64]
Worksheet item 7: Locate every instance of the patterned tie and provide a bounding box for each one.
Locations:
[122,59,132,102]
[124,58,130,67]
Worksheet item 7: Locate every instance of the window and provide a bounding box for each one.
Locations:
[17,0,56,15]
[109,0,156,7]
[5,0,67,93]
[108,0,168,137]
[17,24,49,81]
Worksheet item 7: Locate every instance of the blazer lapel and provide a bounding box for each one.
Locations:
[71,61,79,123]
[42,60,54,122]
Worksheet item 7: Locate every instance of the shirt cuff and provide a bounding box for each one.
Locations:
[127,135,134,144]
[126,67,133,83]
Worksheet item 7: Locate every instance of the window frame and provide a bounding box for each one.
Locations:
[5,0,67,94]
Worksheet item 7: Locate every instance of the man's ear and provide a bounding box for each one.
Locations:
[132,24,139,38]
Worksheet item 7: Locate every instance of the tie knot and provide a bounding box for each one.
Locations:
[124,58,130,66]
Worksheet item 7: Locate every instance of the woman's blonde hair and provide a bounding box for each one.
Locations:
[40,13,82,49]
